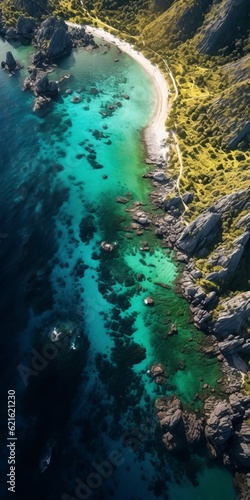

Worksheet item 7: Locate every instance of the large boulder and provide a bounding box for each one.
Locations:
[206,232,249,286]
[212,291,250,337]
[229,424,250,468]
[1,51,22,73]
[47,27,73,60]
[35,74,58,96]
[5,51,17,71]
[17,15,36,39]
[205,400,233,450]
[155,395,204,451]
[35,17,72,60]
[175,209,221,254]
[176,189,250,256]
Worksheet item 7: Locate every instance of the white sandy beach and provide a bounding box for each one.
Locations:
[67,22,169,161]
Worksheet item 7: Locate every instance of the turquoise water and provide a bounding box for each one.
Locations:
[0,37,236,499]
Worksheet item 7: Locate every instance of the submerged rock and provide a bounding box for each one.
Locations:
[144,296,154,306]
[101,241,117,252]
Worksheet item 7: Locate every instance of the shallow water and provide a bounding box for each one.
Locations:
[0,38,236,499]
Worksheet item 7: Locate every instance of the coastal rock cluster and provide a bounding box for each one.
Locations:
[150,178,250,367]
[156,392,250,470]
[1,14,99,110]
[144,156,250,480]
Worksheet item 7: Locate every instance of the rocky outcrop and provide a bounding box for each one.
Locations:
[214,189,250,216]
[69,26,99,48]
[197,0,249,55]
[35,17,72,60]
[17,15,36,40]
[47,26,73,60]
[24,70,58,96]
[164,192,193,211]
[2,51,17,71]
[14,0,48,17]
[132,210,151,226]
[155,395,204,451]
[205,400,234,450]
[35,73,58,96]
[175,189,250,256]
[176,209,221,255]
[23,69,59,110]
[157,393,250,471]
[31,17,98,63]
[212,291,250,338]
[1,51,23,73]
[229,424,250,468]
[205,232,249,286]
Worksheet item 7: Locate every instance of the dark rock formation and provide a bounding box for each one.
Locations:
[4,51,17,71]
[33,18,98,62]
[228,121,250,149]
[14,0,48,17]
[1,51,22,73]
[164,192,193,211]
[176,209,221,255]
[156,392,250,472]
[47,26,72,60]
[205,232,249,287]
[229,424,250,468]
[155,395,204,451]
[205,400,234,450]
[175,189,250,256]
[33,50,47,68]
[17,15,36,40]
[23,69,58,110]
[212,291,250,338]
[36,73,58,96]
[69,26,99,48]
[34,17,72,60]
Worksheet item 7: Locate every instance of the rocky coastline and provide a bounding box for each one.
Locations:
[137,144,250,493]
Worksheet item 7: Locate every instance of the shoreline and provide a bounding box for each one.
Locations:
[67,22,169,161]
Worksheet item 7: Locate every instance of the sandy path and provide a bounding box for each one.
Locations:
[67,23,169,161]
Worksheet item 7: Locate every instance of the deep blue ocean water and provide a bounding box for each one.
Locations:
[0,36,237,499]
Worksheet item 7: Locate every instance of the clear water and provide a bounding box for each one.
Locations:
[0,37,236,499]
